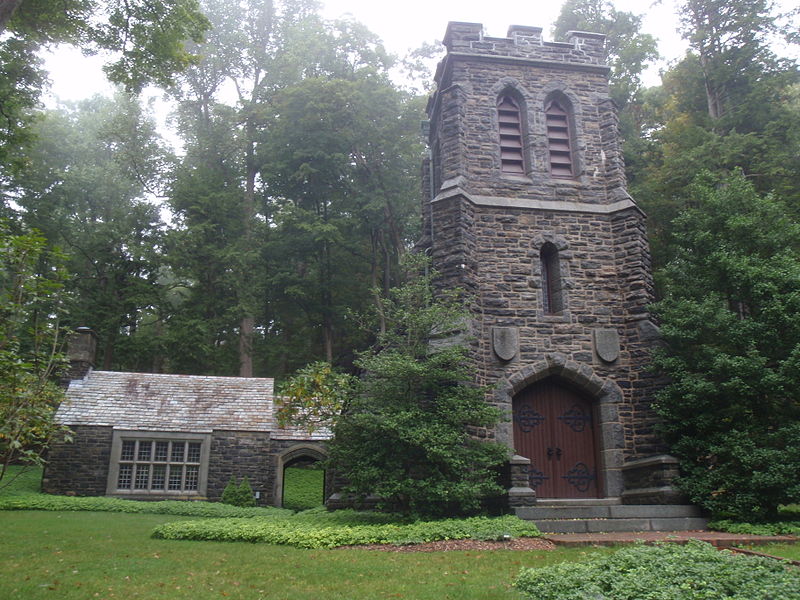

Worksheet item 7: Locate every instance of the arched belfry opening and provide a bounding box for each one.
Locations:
[497,93,526,174]
[512,378,600,498]
[544,95,576,177]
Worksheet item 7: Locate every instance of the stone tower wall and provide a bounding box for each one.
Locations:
[422,22,675,503]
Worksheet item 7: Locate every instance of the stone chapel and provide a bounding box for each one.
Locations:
[45,21,707,532]
[420,22,698,525]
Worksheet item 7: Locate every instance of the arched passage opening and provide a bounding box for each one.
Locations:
[274,444,327,510]
[512,377,601,499]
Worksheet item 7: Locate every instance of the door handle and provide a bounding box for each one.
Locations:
[546,447,563,460]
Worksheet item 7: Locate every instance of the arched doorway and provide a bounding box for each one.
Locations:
[274,444,327,509]
[512,378,600,498]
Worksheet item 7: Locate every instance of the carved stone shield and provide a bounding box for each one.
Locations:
[492,326,518,361]
[594,328,620,363]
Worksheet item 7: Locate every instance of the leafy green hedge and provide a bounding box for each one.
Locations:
[282,467,325,511]
[0,467,292,518]
[0,492,294,518]
[709,519,800,536]
[2,467,540,550]
[515,540,800,600]
[152,512,541,549]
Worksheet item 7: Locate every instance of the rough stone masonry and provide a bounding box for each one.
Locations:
[419,22,679,506]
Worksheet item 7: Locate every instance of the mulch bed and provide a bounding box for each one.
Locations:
[341,537,556,552]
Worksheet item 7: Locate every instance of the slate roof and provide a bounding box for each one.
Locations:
[56,370,330,440]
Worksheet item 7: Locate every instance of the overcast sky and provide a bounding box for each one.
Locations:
[43,0,691,104]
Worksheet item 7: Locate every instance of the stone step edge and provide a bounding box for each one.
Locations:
[532,517,710,534]
[515,505,704,520]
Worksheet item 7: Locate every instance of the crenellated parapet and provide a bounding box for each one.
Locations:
[441,22,607,67]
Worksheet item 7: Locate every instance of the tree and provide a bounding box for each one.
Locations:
[262,75,423,364]
[0,0,208,189]
[651,171,800,520]
[0,221,70,486]
[630,1,800,270]
[168,0,421,375]
[324,255,506,517]
[552,0,658,111]
[276,361,355,433]
[677,0,788,123]
[12,94,169,371]
[552,1,659,191]
[1,0,209,91]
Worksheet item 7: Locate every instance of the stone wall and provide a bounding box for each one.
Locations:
[207,430,272,505]
[41,426,332,507]
[430,199,664,461]
[422,22,673,501]
[427,24,622,207]
[43,425,113,496]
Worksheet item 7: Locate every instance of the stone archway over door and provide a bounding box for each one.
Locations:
[274,444,327,508]
[513,379,600,498]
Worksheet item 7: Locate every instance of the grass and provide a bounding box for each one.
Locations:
[0,467,541,548]
[0,510,604,599]
[743,544,800,561]
[282,466,325,511]
[0,467,585,597]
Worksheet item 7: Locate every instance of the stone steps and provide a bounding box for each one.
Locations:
[515,503,708,534]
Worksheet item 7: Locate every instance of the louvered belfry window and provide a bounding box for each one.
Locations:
[545,100,573,177]
[497,96,524,174]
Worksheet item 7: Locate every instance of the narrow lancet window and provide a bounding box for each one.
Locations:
[541,243,564,314]
[545,99,574,177]
[498,96,524,174]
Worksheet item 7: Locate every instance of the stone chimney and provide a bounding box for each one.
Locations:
[63,327,97,385]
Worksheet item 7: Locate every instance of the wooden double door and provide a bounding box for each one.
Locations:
[512,379,600,498]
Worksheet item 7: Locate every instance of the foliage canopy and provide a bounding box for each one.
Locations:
[323,255,507,517]
[0,222,70,485]
[652,171,800,520]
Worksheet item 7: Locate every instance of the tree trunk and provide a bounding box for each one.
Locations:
[238,315,255,377]
[238,126,257,377]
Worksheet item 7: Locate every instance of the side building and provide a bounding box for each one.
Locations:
[44,329,329,507]
[420,23,680,509]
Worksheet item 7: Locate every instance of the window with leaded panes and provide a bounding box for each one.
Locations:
[107,432,209,497]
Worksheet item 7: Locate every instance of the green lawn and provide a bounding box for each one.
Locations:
[744,544,800,561]
[0,510,601,599]
[0,467,603,598]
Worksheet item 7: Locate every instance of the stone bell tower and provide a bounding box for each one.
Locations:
[421,22,688,517]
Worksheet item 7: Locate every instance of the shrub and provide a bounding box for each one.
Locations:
[709,519,800,536]
[0,468,291,518]
[221,476,239,505]
[515,540,800,600]
[152,513,541,549]
[652,172,800,521]
[0,491,293,518]
[221,476,256,507]
[326,255,507,517]
[238,476,256,507]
